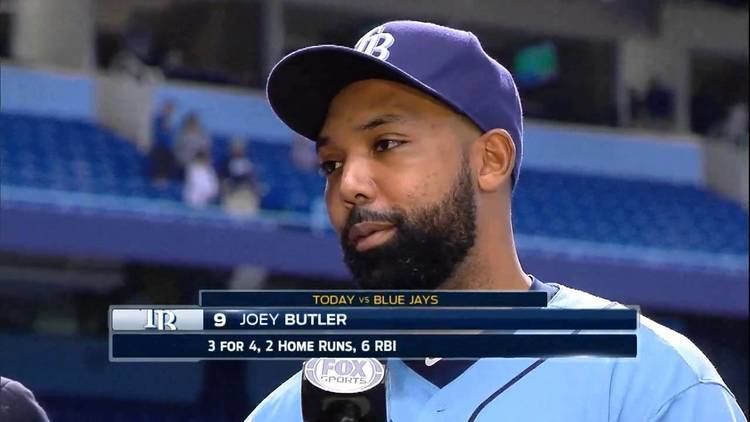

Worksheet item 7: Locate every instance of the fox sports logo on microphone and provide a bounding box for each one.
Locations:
[304,358,385,394]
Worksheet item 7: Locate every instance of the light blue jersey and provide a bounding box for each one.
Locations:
[246,282,746,421]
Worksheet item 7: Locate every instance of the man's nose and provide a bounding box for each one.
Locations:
[338,158,377,209]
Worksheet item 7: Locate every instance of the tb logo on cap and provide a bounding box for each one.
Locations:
[354,25,394,61]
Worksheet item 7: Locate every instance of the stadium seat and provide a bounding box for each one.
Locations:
[1,112,746,256]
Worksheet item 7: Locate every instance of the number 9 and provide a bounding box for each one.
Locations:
[214,313,226,327]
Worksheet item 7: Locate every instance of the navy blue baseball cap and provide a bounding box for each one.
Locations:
[267,20,524,186]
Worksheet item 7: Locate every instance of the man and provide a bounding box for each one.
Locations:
[149,100,179,183]
[0,377,49,422]
[248,21,745,421]
[219,138,261,216]
[183,149,219,208]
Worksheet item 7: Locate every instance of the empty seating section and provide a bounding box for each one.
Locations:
[512,172,747,255]
[1,113,747,256]
[1,113,180,200]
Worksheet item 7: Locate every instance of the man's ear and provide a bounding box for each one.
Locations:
[476,129,515,193]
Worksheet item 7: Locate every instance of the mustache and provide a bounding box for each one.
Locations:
[341,207,405,245]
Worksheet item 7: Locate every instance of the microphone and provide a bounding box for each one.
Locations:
[301,358,387,422]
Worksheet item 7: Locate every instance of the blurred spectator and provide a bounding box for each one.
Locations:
[0,376,49,422]
[175,112,211,172]
[644,77,675,129]
[161,48,186,77]
[153,101,176,147]
[220,138,261,216]
[628,87,644,127]
[722,101,748,146]
[109,48,147,78]
[108,46,161,83]
[691,93,724,135]
[148,101,179,185]
[183,150,219,208]
[290,134,318,173]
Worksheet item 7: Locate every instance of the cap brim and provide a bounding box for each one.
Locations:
[267,45,436,141]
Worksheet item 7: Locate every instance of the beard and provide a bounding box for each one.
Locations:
[340,156,477,290]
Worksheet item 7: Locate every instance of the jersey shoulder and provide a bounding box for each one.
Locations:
[551,283,725,384]
[620,312,733,419]
[552,284,734,419]
[245,371,302,422]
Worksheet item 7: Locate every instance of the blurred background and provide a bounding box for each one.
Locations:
[0,0,747,420]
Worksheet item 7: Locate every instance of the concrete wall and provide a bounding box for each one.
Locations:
[94,0,171,32]
[11,0,95,70]
[616,2,748,132]
[704,140,749,209]
[284,0,643,41]
[96,72,157,152]
[617,36,692,131]
[0,63,95,120]
[153,80,293,141]
[662,1,749,57]
[525,121,704,185]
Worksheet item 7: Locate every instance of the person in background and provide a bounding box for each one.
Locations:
[644,77,675,130]
[0,376,49,422]
[175,112,211,174]
[109,48,149,81]
[183,150,219,208]
[220,138,261,216]
[148,100,179,185]
[162,49,185,74]
[722,101,748,146]
[627,87,643,128]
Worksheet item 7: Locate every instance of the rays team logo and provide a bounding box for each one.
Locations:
[354,25,394,61]
[143,309,177,330]
[304,358,385,394]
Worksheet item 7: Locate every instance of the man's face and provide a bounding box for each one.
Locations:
[317,79,479,290]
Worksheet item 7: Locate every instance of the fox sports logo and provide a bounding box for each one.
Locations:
[304,358,385,394]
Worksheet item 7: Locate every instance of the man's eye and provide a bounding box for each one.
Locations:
[374,139,404,152]
[318,161,342,176]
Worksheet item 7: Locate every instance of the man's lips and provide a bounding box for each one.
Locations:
[348,222,397,252]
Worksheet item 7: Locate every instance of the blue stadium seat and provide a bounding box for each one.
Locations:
[1,112,746,256]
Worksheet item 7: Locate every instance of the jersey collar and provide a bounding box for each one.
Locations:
[401,275,558,388]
